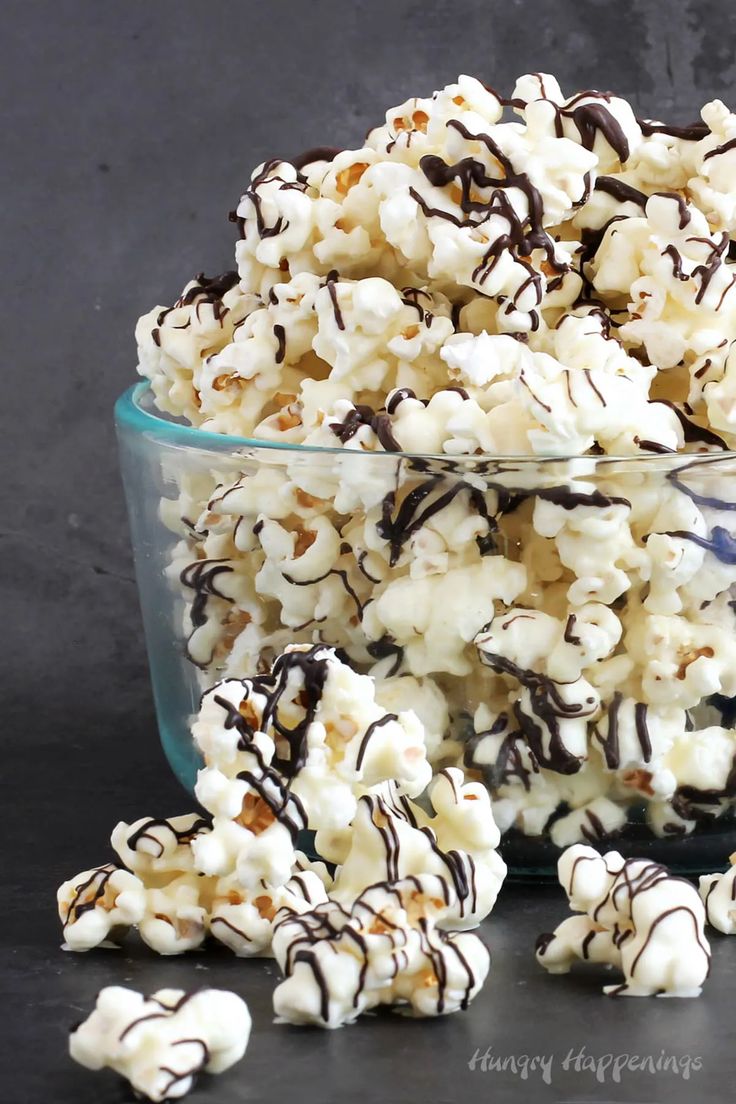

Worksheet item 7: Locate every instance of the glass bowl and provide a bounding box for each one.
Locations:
[115,382,736,874]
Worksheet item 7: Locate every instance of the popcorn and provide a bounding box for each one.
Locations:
[699,854,736,933]
[136,273,257,426]
[132,74,736,854]
[209,859,330,957]
[327,769,507,929]
[272,876,490,1027]
[110,814,209,881]
[69,986,251,1101]
[57,865,146,952]
[191,645,432,861]
[537,845,711,996]
[138,875,213,955]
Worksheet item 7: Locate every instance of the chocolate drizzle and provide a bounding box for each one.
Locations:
[355,714,399,770]
[667,456,736,510]
[563,614,581,646]
[273,324,286,364]
[638,118,709,141]
[378,477,496,566]
[417,117,565,294]
[479,653,592,774]
[555,93,631,162]
[180,560,234,631]
[658,402,728,450]
[126,816,210,856]
[330,404,402,452]
[63,865,117,925]
[703,136,736,161]
[274,875,480,1024]
[289,146,342,171]
[324,270,345,330]
[366,635,404,676]
[594,176,648,208]
[153,271,239,343]
[660,526,736,565]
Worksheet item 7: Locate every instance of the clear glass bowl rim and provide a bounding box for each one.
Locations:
[115,381,736,470]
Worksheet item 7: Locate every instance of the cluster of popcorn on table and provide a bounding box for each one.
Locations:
[60,645,502,1031]
[135,72,736,850]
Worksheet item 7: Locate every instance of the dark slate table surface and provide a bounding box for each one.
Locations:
[6,1,736,1100]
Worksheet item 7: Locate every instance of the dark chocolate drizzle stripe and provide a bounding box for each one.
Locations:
[324,270,345,329]
[377,476,496,567]
[282,566,366,620]
[158,1038,210,1099]
[236,767,308,842]
[666,455,736,510]
[126,816,210,856]
[553,92,631,162]
[594,176,648,208]
[289,146,342,171]
[479,652,594,774]
[637,118,709,140]
[233,158,306,241]
[273,324,286,364]
[580,810,607,842]
[243,646,333,778]
[366,634,404,676]
[64,865,117,924]
[180,560,234,631]
[118,1010,169,1043]
[414,117,566,302]
[657,401,728,450]
[634,703,652,763]
[355,714,399,770]
[703,136,736,161]
[210,915,253,941]
[596,691,622,770]
[152,271,239,343]
[330,404,402,452]
[563,614,582,645]
[658,526,736,565]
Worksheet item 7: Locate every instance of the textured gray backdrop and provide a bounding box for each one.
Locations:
[4,0,736,826]
[5,7,736,1102]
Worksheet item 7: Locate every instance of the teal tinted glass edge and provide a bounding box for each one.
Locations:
[114,382,736,465]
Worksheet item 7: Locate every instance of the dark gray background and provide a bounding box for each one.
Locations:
[3,2,736,1101]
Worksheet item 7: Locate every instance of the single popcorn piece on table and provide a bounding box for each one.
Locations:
[536,844,711,996]
[69,986,251,1102]
[699,852,736,934]
[271,875,490,1028]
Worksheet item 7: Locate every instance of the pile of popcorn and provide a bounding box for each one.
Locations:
[536,844,711,996]
[60,645,503,1029]
[134,73,736,850]
[61,74,736,1099]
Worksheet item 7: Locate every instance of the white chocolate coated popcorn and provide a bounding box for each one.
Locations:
[69,986,251,1101]
[57,865,146,951]
[328,769,507,929]
[699,853,736,934]
[537,845,710,996]
[133,73,736,852]
[272,875,490,1027]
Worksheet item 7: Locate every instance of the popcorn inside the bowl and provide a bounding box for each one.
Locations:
[137,73,736,852]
